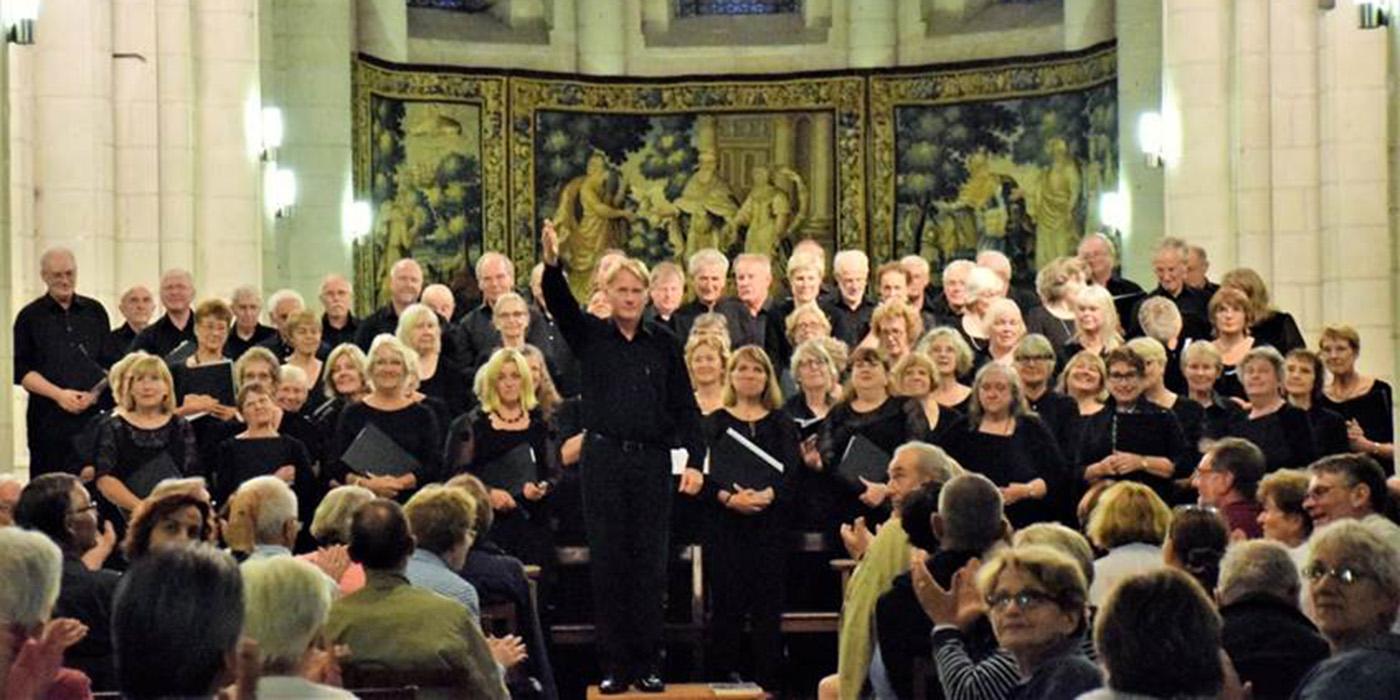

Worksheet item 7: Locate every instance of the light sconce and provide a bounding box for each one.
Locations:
[1138,112,1164,168]
[1357,1,1391,28]
[3,0,38,45]
[260,106,284,162]
[344,200,373,240]
[266,167,297,219]
[1098,191,1127,233]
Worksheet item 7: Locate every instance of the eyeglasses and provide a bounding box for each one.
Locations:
[1107,372,1142,382]
[1303,563,1371,585]
[68,502,98,516]
[1016,354,1056,363]
[986,589,1058,611]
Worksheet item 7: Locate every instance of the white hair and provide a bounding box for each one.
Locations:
[266,289,306,315]
[687,248,730,278]
[900,255,931,277]
[1217,540,1301,607]
[237,476,299,545]
[832,249,869,276]
[476,251,515,280]
[976,250,1012,280]
[240,556,333,672]
[893,442,963,484]
[230,285,261,304]
[0,528,63,627]
[39,246,75,272]
[942,259,975,282]
[277,364,309,389]
[964,266,1005,300]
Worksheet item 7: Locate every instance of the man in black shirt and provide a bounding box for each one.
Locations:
[672,248,728,341]
[1130,236,1211,339]
[1078,232,1146,330]
[453,252,541,371]
[717,253,784,369]
[109,285,154,353]
[13,248,112,477]
[541,220,704,693]
[226,284,277,360]
[355,257,424,350]
[528,263,582,398]
[829,249,875,347]
[319,274,358,349]
[129,268,196,357]
[256,288,307,360]
[1185,244,1221,300]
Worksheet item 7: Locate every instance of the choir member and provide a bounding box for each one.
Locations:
[1209,287,1255,399]
[1057,349,1108,420]
[687,333,729,416]
[1181,341,1238,445]
[892,351,965,447]
[171,299,238,422]
[781,301,834,396]
[784,338,845,539]
[355,258,423,351]
[1221,267,1304,354]
[1015,334,1077,454]
[646,261,685,335]
[444,347,559,572]
[95,354,198,513]
[226,285,276,360]
[946,362,1064,527]
[1062,284,1121,360]
[957,265,1002,360]
[920,326,975,412]
[867,299,922,365]
[333,335,442,501]
[701,345,800,689]
[1136,297,1191,395]
[1074,347,1187,505]
[984,298,1026,366]
[130,268,197,357]
[1025,256,1086,353]
[928,259,974,328]
[829,250,875,348]
[310,344,370,466]
[1127,336,1205,461]
[1284,349,1350,457]
[210,384,312,506]
[319,274,358,349]
[396,302,470,420]
[818,346,916,524]
[520,344,564,420]
[675,248,729,340]
[111,285,155,351]
[283,310,325,397]
[1077,232,1145,329]
[1213,347,1317,473]
[1318,325,1395,472]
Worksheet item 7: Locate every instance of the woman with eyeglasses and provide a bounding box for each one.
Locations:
[1211,346,1317,473]
[171,299,239,422]
[975,545,1101,700]
[1014,334,1076,457]
[1074,347,1187,506]
[1293,520,1400,698]
[818,347,917,525]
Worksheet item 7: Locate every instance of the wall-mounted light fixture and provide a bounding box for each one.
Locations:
[1098,190,1126,233]
[266,167,297,219]
[4,0,38,45]
[1357,0,1391,28]
[1138,112,1164,168]
[344,200,372,241]
[260,106,284,162]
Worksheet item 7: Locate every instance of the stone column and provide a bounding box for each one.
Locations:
[1162,0,1234,270]
[1,27,14,473]
[771,114,796,169]
[576,0,625,75]
[156,0,196,275]
[804,112,835,243]
[1115,0,1164,283]
[848,0,897,68]
[113,0,166,294]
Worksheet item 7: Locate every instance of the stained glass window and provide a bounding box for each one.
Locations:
[674,0,800,17]
[407,0,494,11]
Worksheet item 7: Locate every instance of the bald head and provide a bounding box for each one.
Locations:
[389,258,424,309]
[159,269,195,315]
[0,476,21,527]
[421,284,455,320]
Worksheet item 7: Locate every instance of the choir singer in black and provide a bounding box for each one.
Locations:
[539,220,705,694]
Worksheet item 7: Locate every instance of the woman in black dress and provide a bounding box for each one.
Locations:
[311,344,369,468]
[784,339,844,531]
[946,362,1064,527]
[919,326,974,412]
[444,347,559,571]
[893,351,965,448]
[701,345,801,689]
[1222,267,1305,354]
[1128,337,1206,463]
[397,303,469,422]
[171,298,238,421]
[1014,334,1076,457]
[1284,349,1350,457]
[95,354,199,515]
[1074,347,1188,506]
[1024,256,1086,353]
[1056,349,1109,462]
[1212,346,1317,473]
[1319,325,1395,472]
[818,347,916,526]
[1208,287,1255,400]
[210,383,312,507]
[282,310,326,411]
[1061,285,1121,361]
[333,335,442,500]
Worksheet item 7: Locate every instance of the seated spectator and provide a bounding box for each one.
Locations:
[1164,505,1228,592]
[230,476,304,561]
[1190,437,1265,538]
[1303,454,1400,553]
[241,556,357,698]
[1216,540,1329,699]
[972,545,1102,699]
[1294,520,1400,697]
[14,474,120,690]
[1,474,23,526]
[1085,482,1172,607]
[122,491,214,561]
[112,544,244,699]
[404,484,483,618]
[323,499,507,699]
[1083,568,1225,700]
[301,484,374,595]
[1256,469,1313,564]
[0,527,92,700]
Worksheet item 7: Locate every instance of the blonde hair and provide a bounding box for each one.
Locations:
[121,354,177,414]
[1136,297,1182,344]
[1072,285,1123,349]
[721,345,784,410]
[603,257,650,289]
[1125,337,1167,365]
[1319,324,1361,353]
[366,334,420,392]
[321,343,369,400]
[688,313,731,350]
[234,347,281,394]
[1056,349,1109,401]
[404,485,478,556]
[871,299,925,344]
[892,352,940,396]
[473,347,538,415]
[108,350,149,408]
[1182,340,1223,368]
[785,301,832,344]
[519,344,562,418]
[1035,256,1086,305]
[1220,268,1277,322]
[975,544,1089,616]
[685,333,731,380]
[395,303,441,355]
[284,309,320,340]
[309,485,375,544]
[1086,482,1172,550]
[918,326,975,376]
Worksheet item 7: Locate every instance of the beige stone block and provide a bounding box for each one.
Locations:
[196,9,257,60]
[1337,278,1392,327]
[115,101,161,147]
[1234,233,1271,273]
[115,147,159,195]
[195,60,257,105]
[197,150,258,200]
[197,196,259,243]
[39,0,95,50]
[1333,143,1387,185]
[1272,147,1320,188]
[1334,90,1385,143]
[116,194,161,240]
[1330,224,1389,278]
[38,191,97,240]
[114,0,159,54]
[159,102,195,146]
[1338,183,1388,227]
[114,238,163,286]
[1286,99,1319,148]
[1166,193,1229,240]
[34,50,94,99]
[36,103,98,189]
[159,149,195,194]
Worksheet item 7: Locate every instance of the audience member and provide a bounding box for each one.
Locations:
[1216,540,1329,699]
[1164,505,1228,592]
[403,484,483,617]
[1303,454,1400,552]
[1191,438,1265,538]
[123,491,213,560]
[302,484,373,595]
[1085,482,1171,607]
[0,527,92,700]
[241,556,358,698]
[1256,469,1313,563]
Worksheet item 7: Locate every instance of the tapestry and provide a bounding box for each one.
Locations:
[351,43,1115,306]
[870,44,1117,286]
[510,76,866,303]
[351,61,508,315]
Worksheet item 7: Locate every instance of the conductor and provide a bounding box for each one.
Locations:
[540,220,705,694]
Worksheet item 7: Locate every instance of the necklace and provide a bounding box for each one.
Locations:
[497,408,527,424]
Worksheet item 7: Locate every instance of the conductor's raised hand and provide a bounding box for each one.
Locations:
[541,219,560,266]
